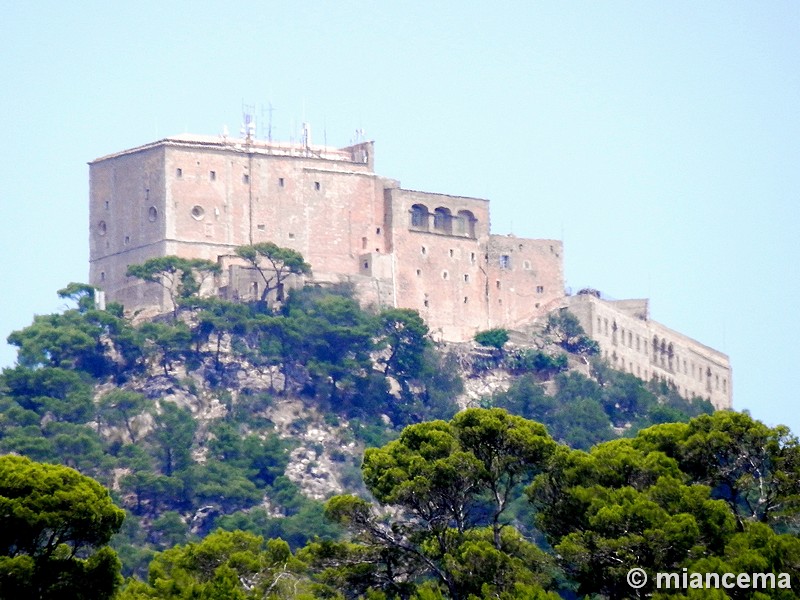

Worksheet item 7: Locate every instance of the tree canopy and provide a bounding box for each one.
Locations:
[126,256,221,317]
[0,455,125,600]
[235,242,311,305]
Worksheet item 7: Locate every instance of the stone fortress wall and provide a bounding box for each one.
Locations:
[89,133,731,408]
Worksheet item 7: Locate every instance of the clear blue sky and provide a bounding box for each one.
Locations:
[2,2,798,434]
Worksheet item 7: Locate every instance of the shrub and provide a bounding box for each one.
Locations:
[474,328,509,349]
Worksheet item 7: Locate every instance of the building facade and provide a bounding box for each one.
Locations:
[89,133,731,409]
[566,292,732,409]
[89,134,564,341]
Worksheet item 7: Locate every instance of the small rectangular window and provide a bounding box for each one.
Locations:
[176,168,182,178]
[257,224,265,231]
[288,233,295,239]
[210,171,216,181]
[279,177,285,187]
[536,286,544,293]
[464,274,469,282]
[496,280,501,289]
[499,255,510,269]
[124,236,130,245]
[100,271,105,281]
[470,252,476,264]
[104,200,109,210]
[376,227,381,235]
[314,181,321,190]
[243,174,250,184]
[449,249,454,257]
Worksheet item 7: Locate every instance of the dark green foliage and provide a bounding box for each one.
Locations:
[0,455,125,600]
[527,413,800,598]
[504,348,568,378]
[7,277,795,598]
[281,286,374,401]
[215,501,343,550]
[204,424,292,492]
[633,411,800,531]
[97,389,147,442]
[490,358,720,450]
[544,309,599,355]
[491,375,556,424]
[126,255,221,317]
[117,530,312,599]
[2,365,93,422]
[375,307,430,383]
[235,241,311,305]
[138,321,193,376]
[474,328,510,349]
[328,409,560,599]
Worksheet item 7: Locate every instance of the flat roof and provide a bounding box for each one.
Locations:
[90,134,373,165]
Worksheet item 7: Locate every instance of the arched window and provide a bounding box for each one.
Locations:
[455,210,477,238]
[433,207,452,234]
[410,204,429,230]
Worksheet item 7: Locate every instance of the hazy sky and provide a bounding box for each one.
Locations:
[2,2,798,434]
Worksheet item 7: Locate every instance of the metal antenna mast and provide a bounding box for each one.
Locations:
[260,102,275,142]
[241,101,256,142]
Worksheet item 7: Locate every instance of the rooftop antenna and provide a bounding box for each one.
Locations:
[261,102,275,142]
[351,128,366,145]
[241,101,256,142]
[302,122,311,152]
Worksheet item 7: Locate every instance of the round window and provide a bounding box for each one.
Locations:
[97,221,107,235]
[191,205,205,220]
[148,206,158,222]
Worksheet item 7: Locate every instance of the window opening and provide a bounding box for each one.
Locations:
[410,204,429,229]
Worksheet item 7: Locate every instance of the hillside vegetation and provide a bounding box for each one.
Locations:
[2,257,796,598]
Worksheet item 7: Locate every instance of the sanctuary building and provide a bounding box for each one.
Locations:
[88,132,731,409]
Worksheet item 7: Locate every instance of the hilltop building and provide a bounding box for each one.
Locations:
[566,292,731,408]
[89,132,731,409]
